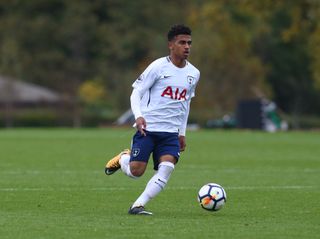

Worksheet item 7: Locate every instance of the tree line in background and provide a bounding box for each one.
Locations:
[0,0,320,128]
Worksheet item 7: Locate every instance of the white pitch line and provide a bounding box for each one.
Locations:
[1,168,319,175]
[0,185,317,192]
[226,185,317,190]
[0,170,104,175]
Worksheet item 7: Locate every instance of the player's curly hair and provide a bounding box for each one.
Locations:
[167,24,191,41]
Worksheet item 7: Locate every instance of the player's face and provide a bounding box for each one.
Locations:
[169,34,192,60]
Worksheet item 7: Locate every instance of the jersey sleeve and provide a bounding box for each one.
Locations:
[132,61,160,95]
[179,100,191,136]
[190,71,200,98]
[130,88,143,119]
[180,69,200,135]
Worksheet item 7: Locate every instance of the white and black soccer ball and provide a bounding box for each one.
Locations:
[198,183,227,211]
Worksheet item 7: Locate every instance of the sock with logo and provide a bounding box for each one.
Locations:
[131,161,175,208]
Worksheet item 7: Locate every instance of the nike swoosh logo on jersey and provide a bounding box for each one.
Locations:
[163,75,171,78]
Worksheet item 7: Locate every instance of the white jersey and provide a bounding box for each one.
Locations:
[132,56,200,134]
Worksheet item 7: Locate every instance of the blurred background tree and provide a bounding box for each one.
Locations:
[189,1,270,121]
[0,0,319,128]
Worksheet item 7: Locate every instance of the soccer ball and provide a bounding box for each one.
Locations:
[198,183,227,211]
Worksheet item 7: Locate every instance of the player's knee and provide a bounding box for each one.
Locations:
[129,162,147,177]
[130,167,145,177]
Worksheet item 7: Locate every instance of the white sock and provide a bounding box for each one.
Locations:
[132,161,175,208]
[120,154,137,179]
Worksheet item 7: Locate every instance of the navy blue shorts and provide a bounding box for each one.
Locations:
[130,130,180,170]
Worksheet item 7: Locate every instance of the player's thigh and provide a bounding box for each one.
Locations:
[159,154,177,164]
[130,131,154,175]
[153,132,180,170]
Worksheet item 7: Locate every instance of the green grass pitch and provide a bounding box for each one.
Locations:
[0,128,319,239]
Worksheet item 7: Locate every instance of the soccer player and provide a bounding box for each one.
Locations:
[105,24,200,215]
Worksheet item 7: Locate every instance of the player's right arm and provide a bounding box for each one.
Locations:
[130,89,146,136]
[130,59,160,136]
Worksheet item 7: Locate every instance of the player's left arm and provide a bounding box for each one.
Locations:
[179,135,186,152]
[179,72,200,151]
[179,100,191,152]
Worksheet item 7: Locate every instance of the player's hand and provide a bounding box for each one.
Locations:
[179,135,186,152]
[136,117,147,136]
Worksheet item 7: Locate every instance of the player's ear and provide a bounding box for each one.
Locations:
[168,41,173,50]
